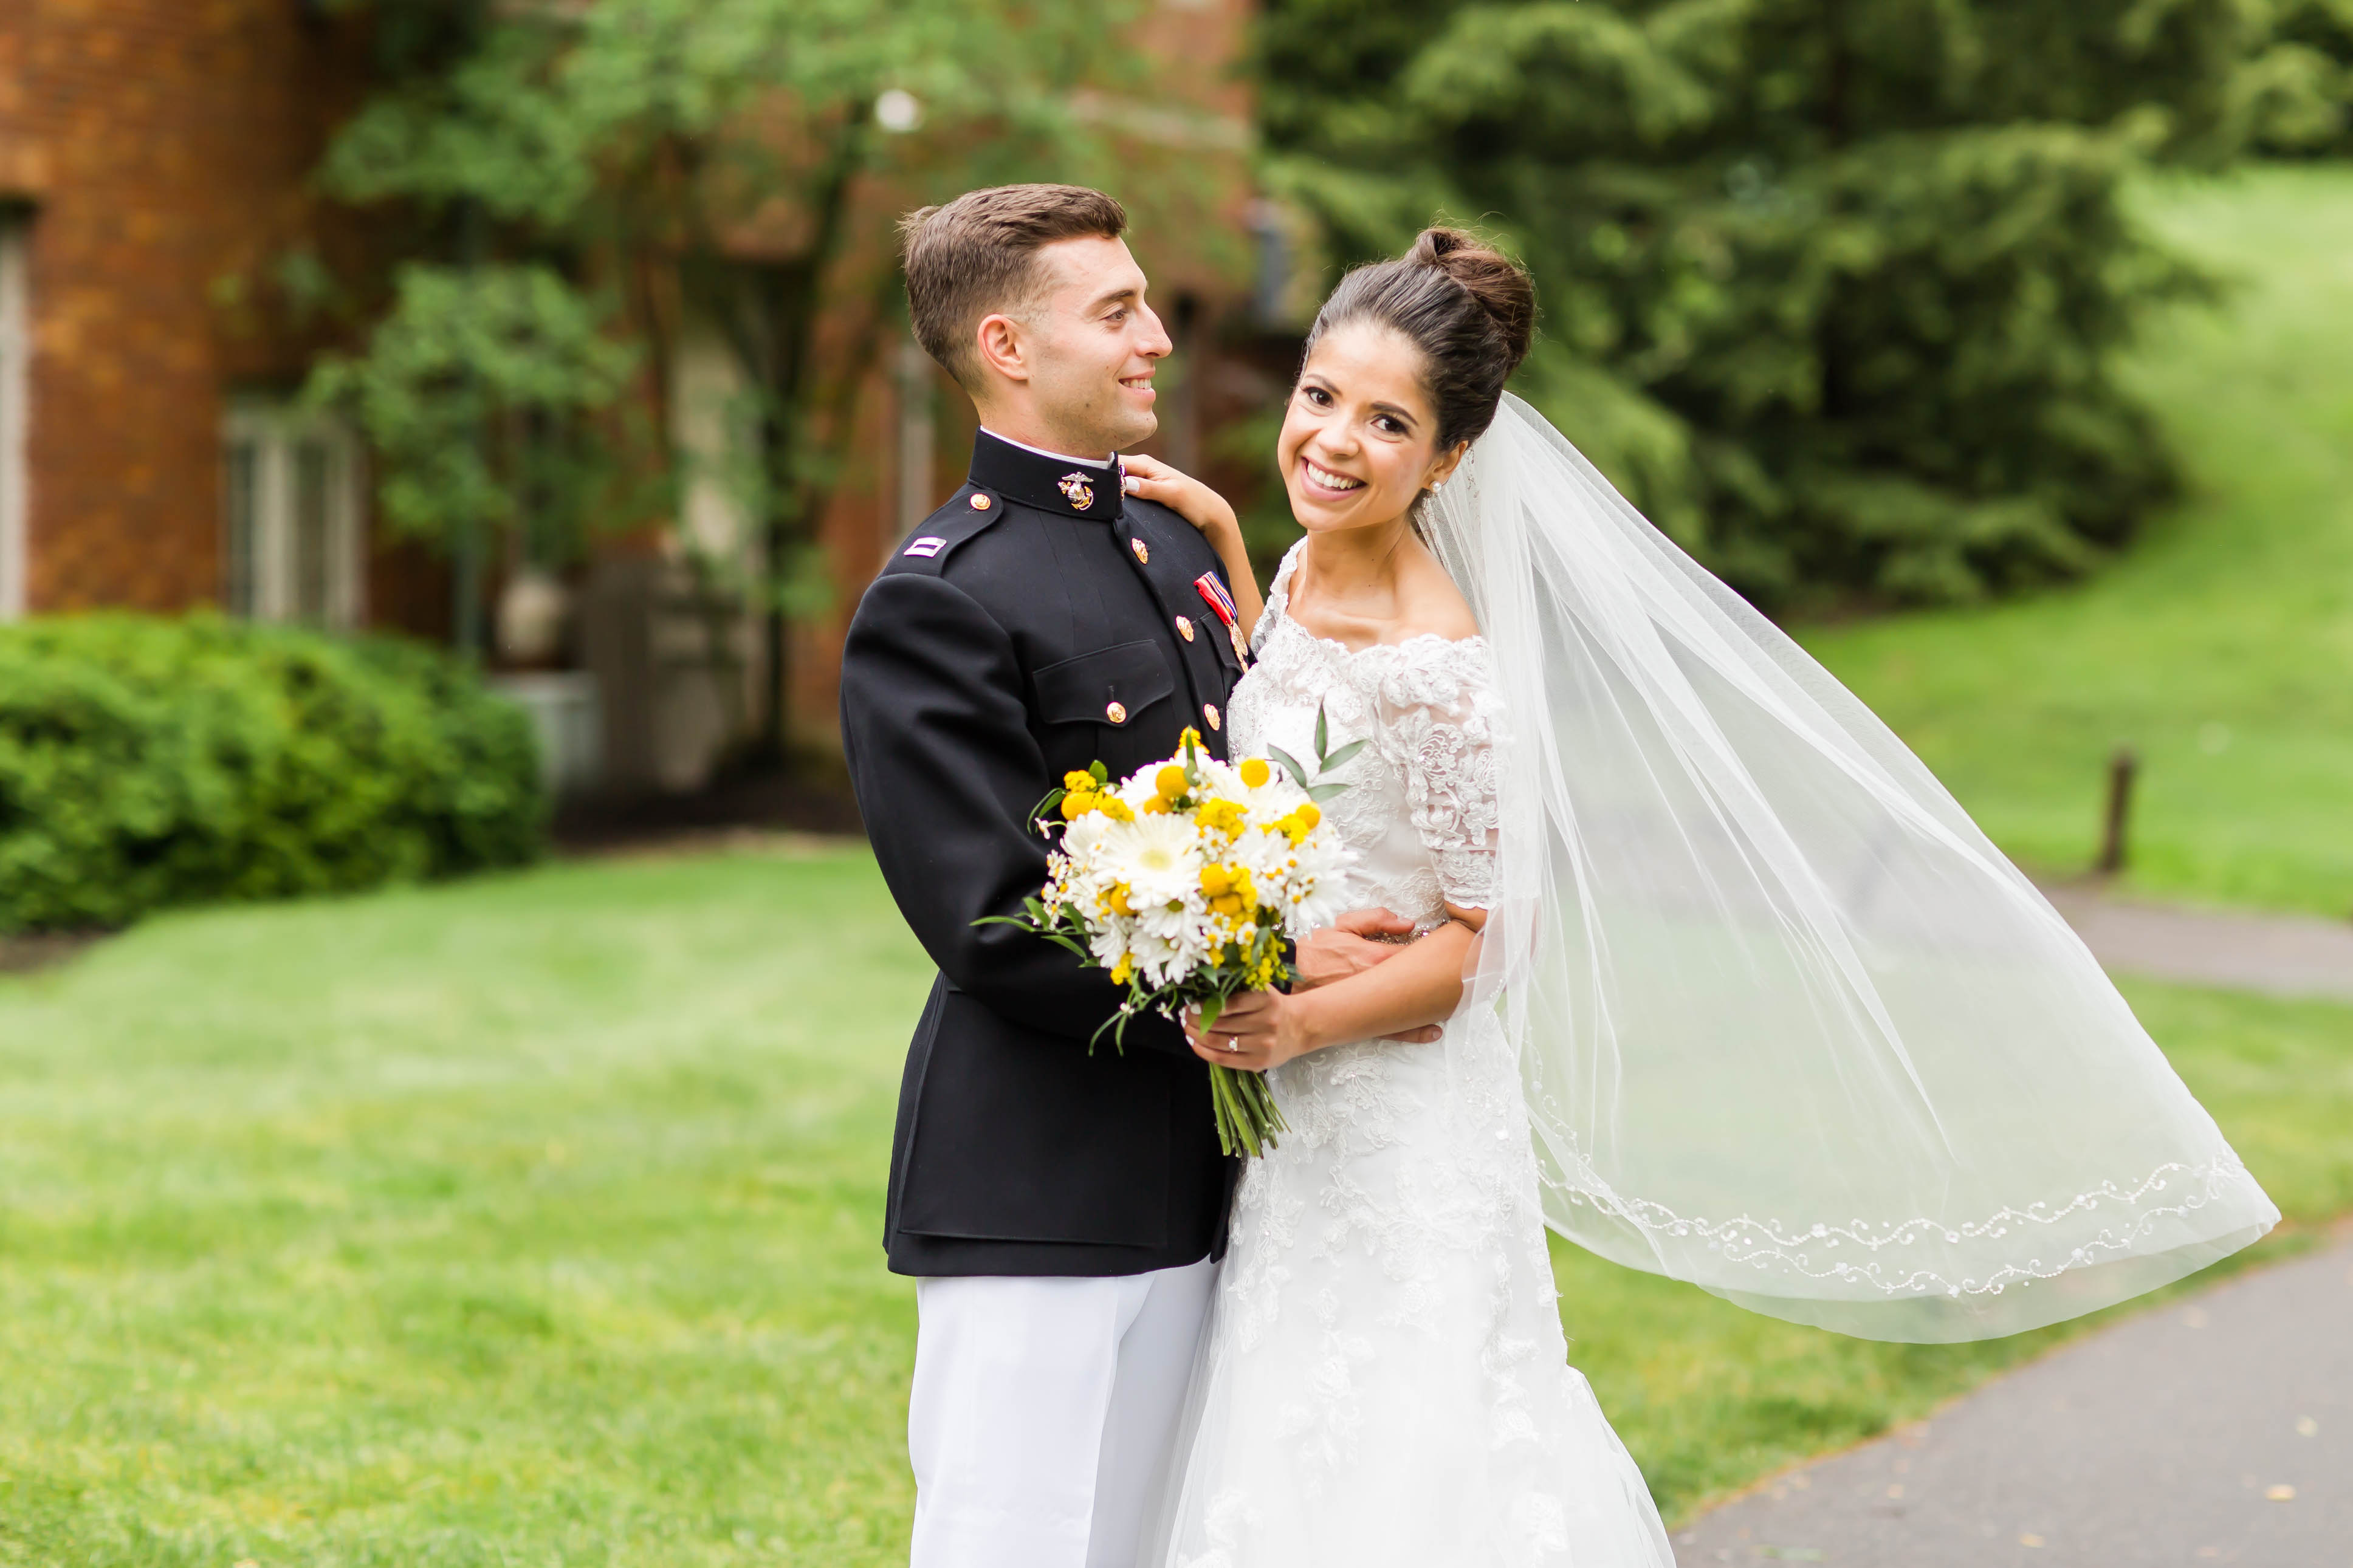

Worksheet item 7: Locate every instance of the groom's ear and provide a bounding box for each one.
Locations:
[972,310,1035,391]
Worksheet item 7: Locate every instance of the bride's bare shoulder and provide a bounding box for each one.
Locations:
[1390,541,1481,644]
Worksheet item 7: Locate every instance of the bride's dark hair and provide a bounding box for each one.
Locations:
[1303,227,1536,453]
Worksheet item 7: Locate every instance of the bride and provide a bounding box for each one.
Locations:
[1118,228,2277,1566]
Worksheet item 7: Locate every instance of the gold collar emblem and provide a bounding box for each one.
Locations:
[1057,471,1096,510]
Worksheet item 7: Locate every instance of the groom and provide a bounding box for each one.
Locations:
[840,185,1418,1567]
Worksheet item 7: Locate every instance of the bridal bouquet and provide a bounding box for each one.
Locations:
[986,724,1356,1157]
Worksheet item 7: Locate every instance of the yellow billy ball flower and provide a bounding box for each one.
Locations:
[1060,791,1096,820]
[1196,798,1247,839]
[1295,801,1321,829]
[1156,764,1189,803]
[1238,757,1271,789]
[1200,863,1233,897]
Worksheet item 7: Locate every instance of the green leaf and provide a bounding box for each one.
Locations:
[1305,782,1352,803]
[1266,744,1312,787]
[1314,699,1330,759]
[1317,738,1367,773]
[1088,760,1110,785]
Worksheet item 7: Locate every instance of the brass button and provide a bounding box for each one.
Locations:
[970,493,991,510]
[1175,615,1195,642]
[1203,703,1221,731]
[1131,538,1150,566]
[1105,700,1127,725]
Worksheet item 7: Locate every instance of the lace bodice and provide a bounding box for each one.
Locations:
[1228,543,1504,926]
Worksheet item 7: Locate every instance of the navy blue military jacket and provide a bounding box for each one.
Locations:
[840,430,1246,1278]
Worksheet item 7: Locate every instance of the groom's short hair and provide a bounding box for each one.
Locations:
[900,185,1128,390]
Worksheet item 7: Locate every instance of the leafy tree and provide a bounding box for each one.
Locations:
[1257,0,2279,606]
[307,262,638,577]
[310,0,1184,749]
[2245,0,2353,151]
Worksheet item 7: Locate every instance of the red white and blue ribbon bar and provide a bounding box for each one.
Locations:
[1194,572,1240,628]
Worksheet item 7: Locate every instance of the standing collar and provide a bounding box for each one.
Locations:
[978,429,1113,470]
[968,428,1123,521]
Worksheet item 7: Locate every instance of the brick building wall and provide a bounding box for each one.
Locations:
[0,0,373,617]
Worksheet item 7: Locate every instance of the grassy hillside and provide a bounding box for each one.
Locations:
[1801,166,2353,917]
[2,849,2345,1559]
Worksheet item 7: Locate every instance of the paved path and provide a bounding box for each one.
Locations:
[2041,882,2353,1004]
[1672,1234,2353,1566]
[1674,882,2352,1566]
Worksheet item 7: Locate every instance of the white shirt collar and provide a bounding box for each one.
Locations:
[980,429,1115,470]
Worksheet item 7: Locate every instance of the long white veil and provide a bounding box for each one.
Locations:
[1423,394,2276,1343]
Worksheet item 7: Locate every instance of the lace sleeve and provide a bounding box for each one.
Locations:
[1370,640,1502,911]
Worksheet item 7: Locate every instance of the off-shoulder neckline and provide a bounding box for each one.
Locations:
[1263,541,1488,662]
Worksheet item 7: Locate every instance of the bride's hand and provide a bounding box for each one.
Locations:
[1120,453,1239,546]
[1184,991,1304,1074]
[1120,453,1268,642]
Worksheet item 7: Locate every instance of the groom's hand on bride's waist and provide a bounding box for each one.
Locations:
[1294,908,1419,990]
[1296,910,1443,1046]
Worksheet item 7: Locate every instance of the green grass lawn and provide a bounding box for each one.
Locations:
[2,848,2347,1562]
[1801,165,2353,917]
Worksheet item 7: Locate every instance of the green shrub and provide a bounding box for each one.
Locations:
[0,615,545,933]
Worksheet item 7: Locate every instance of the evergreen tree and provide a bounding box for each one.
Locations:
[1257,0,2273,605]
[2247,0,2353,151]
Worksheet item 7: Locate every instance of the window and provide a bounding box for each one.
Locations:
[222,402,365,628]
[0,211,29,620]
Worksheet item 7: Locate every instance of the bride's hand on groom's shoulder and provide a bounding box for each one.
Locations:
[1121,453,1266,636]
[1119,453,1238,545]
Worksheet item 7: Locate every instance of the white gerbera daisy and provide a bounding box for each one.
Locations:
[1101,810,1203,912]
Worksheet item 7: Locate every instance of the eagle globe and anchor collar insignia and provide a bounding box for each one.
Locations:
[965,428,1122,521]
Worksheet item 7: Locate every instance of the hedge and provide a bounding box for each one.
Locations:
[0,615,546,933]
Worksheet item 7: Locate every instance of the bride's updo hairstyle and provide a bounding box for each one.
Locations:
[1304,227,1536,454]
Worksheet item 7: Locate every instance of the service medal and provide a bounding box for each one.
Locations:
[1194,571,1251,669]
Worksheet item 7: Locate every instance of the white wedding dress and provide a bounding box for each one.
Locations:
[1153,544,1675,1567]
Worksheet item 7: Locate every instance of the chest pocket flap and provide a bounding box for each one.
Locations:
[1033,640,1174,729]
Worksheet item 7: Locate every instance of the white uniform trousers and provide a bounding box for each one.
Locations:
[909,1258,1215,1568]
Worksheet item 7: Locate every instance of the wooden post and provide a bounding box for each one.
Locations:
[2097,746,2138,876]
